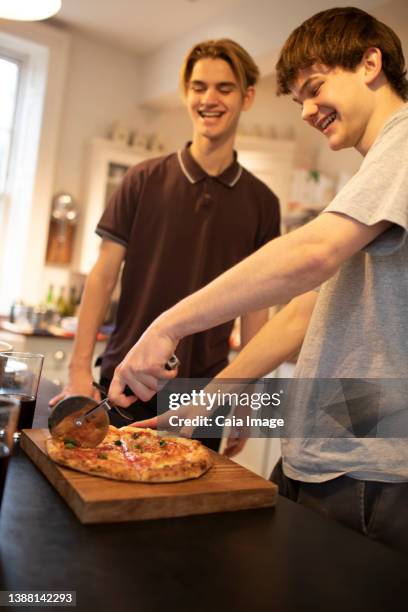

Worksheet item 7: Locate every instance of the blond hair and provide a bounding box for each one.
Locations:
[180,38,260,96]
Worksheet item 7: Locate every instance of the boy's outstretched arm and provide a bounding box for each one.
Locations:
[109,212,390,406]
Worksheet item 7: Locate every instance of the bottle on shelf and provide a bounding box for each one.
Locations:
[65,287,77,317]
[74,285,83,316]
[45,284,54,309]
[56,286,67,317]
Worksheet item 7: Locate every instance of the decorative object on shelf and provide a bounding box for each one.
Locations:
[279,125,295,141]
[131,132,150,150]
[237,123,292,141]
[45,192,78,265]
[0,0,61,21]
[146,132,166,152]
[110,122,130,145]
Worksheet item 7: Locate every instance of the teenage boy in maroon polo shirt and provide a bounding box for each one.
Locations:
[50,39,283,448]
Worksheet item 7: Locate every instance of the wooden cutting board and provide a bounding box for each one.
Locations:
[21,429,278,524]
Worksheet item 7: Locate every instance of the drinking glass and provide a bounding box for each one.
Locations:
[0,352,44,440]
[0,396,19,508]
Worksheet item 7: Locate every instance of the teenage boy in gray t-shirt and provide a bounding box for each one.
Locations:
[109,8,408,553]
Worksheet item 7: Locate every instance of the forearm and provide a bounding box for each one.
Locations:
[158,223,328,342]
[70,268,116,372]
[217,292,317,380]
[156,214,389,343]
[108,214,390,407]
[240,309,269,347]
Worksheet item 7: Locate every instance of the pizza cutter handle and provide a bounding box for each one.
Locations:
[74,398,112,427]
[93,380,135,399]
[79,394,134,423]
[165,354,180,371]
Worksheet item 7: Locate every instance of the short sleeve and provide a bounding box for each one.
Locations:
[323,108,408,256]
[95,166,142,247]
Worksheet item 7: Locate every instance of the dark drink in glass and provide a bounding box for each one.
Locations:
[0,352,43,441]
[0,443,10,507]
[0,396,19,509]
[14,394,36,432]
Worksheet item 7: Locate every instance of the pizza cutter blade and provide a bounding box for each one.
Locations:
[48,395,112,448]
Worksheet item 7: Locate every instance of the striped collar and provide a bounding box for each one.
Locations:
[177,142,242,188]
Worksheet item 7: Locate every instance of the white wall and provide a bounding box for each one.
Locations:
[53,29,142,200]
[44,29,144,295]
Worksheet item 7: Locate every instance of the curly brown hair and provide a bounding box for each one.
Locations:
[180,39,260,97]
[276,7,408,101]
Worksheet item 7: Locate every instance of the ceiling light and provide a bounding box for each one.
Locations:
[0,0,62,21]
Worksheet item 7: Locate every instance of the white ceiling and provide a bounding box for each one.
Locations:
[50,0,393,106]
[53,0,387,57]
[53,0,244,55]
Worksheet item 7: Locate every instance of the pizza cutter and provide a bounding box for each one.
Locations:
[48,354,180,448]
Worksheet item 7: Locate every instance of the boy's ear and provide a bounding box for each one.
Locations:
[242,86,256,111]
[362,47,383,86]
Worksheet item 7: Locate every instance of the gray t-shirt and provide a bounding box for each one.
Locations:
[282,103,408,483]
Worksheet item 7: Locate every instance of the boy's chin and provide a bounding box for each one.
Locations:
[327,137,347,151]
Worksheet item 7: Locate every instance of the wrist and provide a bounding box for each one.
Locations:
[69,360,92,374]
[153,309,183,344]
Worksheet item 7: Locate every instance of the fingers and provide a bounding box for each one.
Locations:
[48,383,101,407]
[223,436,247,458]
[131,416,159,429]
[178,424,194,439]
[109,364,177,406]
[109,380,151,406]
[48,392,66,407]
[109,330,179,402]
[93,388,102,402]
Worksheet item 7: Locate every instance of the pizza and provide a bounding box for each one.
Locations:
[46,425,212,483]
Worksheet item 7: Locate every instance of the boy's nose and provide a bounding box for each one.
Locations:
[201,88,218,104]
[301,100,318,123]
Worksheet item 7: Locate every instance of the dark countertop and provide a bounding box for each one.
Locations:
[0,321,108,341]
[1,380,407,612]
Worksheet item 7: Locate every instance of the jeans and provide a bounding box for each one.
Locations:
[271,458,408,555]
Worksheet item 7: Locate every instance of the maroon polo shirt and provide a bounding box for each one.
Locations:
[96,143,280,380]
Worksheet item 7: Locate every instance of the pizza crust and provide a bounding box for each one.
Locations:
[46,426,212,483]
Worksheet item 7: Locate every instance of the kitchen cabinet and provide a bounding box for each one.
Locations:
[224,437,281,478]
[236,135,295,214]
[0,329,106,387]
[75,138,157,275]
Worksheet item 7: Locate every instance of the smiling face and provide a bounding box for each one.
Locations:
[186,57,254,145]
[291,62,376,155]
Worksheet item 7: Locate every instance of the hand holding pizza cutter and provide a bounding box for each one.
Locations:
[48,355,180,448]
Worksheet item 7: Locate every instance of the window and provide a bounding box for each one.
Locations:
[0,24,70,315]
[0,54,20,240]
[0,56,19,193]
